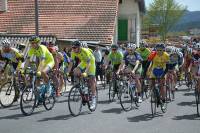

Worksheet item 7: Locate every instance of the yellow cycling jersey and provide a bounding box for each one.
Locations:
[1,48,23,63]
[151,52,170,69]
[28,45,54,63]
[71,48,95,64]
[71,48,96,76]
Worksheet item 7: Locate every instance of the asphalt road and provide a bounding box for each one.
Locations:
[0,83,200,133]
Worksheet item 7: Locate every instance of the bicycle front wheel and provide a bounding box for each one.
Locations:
[119,84,133,111]
[0,82,16,108]
[20,86,37,116]
[150,90,157,117]
[195,89,200,117]
[43,84,56,110]
[68,85,82,117]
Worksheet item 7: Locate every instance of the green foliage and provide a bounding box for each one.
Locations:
[146,0,186,42]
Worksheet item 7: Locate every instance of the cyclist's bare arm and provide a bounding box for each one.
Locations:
[133,60,140,73]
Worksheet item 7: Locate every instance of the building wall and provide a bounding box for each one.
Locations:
[115,0,141,46]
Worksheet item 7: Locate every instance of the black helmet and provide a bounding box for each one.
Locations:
[72,40,81,47]
[29,36,40,43]
[155,43,165,50]
[111,44,118,49]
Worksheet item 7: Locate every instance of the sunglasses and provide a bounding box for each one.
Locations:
[72,47,78,49]
[112,49,117,51]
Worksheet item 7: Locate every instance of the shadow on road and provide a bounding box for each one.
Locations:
[37,114,73,122]
[101,107,123,114]
[177,101,196,107]
[98,100,111,104]
[183,92,195,96]
[0,104,19,110]
[0,110,45,120]
[37,111,91,122]
[172,114,200,120]
[127,113,163,122]
[176,88,190,92]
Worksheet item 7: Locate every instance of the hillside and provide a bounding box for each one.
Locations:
[172,11,200,32]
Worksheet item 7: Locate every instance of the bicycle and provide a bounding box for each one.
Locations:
[150,77,167,117]
[194,77,200,117]
[20,67,56,116]
[119,72,140,111]
[108,71,121,102]
[185,71,193,91]
[0,64,25,108]
[165,70,175,101]
[68,75,98,116]
[141,78,150,100]
[101,65,112,90]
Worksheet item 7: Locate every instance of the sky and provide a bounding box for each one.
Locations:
[145,0,200,11]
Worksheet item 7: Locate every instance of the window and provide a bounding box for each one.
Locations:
[119,0,122,4]
[0,0,7,12]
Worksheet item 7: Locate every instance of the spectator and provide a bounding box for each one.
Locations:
[93,45,102,81]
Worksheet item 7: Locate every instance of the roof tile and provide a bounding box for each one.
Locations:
[0,0,118,44]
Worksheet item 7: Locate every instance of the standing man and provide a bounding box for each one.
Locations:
[93,45,102,81]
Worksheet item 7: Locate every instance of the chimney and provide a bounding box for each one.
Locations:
[0,0,7,12]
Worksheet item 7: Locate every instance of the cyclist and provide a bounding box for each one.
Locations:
[184,46,194,86]
[189,43,200,92]
[136,40,151,79]
[148,43,169,107]
[67,40,97,111]
[48,46,64,96]
[0,39,24,99]
[25,36,55,96]
[165,47,180,92]
[123,43,143,102]
[106,44,124,74]
[0,39,24,73]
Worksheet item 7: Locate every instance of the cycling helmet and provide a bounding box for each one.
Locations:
[1,39,11,48]
[127,43,137,50]
[82,42,88,48]
[111,44,118,49]
[155,43,165,50]
[72,40,81,47]
[187,48,193,54]
[195,43,200,50]
[139,40,147,47]
[165,46,172,53]
[29,36,40,43]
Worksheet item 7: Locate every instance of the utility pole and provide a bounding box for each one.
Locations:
[35,0,39,36]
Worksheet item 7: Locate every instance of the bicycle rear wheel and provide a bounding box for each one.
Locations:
[108,80,119,101]
[20,86,37,116]
[119,83,132,111]
[0,82,16,108]
[150,90,157,117]
[68,85,82,116]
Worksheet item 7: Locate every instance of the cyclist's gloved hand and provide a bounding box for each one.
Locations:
[66,72,70,76]
[82,72,87,77]
[37,71,42,77]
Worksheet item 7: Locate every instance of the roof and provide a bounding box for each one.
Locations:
[0,0,119,44]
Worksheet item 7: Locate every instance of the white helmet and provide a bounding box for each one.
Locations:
[127,43,136,50]
[187,48,193,54]
[1,39,11,48]
[195,43,200,49]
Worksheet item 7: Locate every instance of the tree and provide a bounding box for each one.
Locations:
[146,0,186,42]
